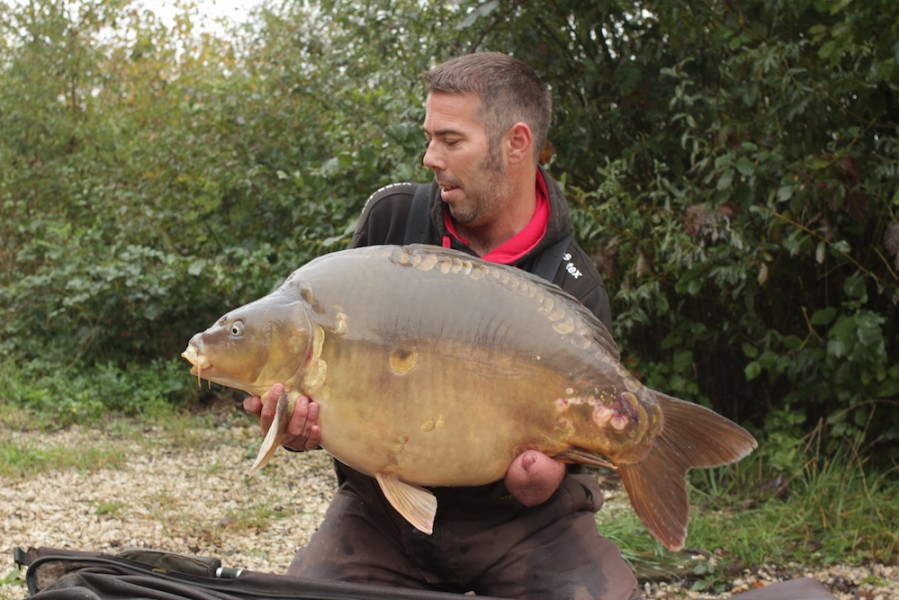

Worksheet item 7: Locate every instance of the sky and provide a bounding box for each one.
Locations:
[6,0,258,36]
[140,0,256,33]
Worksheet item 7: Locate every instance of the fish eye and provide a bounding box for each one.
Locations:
[230,320,245,337]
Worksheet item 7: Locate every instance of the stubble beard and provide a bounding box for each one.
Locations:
[450,142,506,226]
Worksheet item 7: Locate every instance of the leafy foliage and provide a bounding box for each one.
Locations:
[1,0,897,469]
[475,0,899,462]
[0,357,191,423]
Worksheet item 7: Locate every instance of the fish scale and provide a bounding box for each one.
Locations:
[182,244,757,549]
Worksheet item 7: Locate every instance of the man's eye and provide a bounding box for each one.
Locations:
[424,137,460,148]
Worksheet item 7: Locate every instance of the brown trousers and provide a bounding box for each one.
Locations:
[288,469,643,600]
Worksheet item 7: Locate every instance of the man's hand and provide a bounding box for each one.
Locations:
[504,450,566,507]
[242,383,321,451]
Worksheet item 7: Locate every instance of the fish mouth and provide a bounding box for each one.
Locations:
[181,344,213,382]
[182,343,246,392]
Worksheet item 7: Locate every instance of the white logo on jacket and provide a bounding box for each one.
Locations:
[562,253,583,279]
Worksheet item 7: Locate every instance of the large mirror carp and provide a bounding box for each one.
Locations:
[182,244,756,551]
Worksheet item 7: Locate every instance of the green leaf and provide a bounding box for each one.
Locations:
[827,338,848,358]
[818,40,837,61]
[716,168,735,191]
[188,260,206,276]
[843,276,866,299]
[319,157,340,176]
[744,361,762,381]
[782,335,803,350]
[810,307,837,325]
[776,186,794,202]
[735,157,756,176]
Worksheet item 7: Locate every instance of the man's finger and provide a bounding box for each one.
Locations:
[266,383,285,403]
[243,396,262,415]
[286,396,309,437]
[305,425,321,450]
[306,401,319,426]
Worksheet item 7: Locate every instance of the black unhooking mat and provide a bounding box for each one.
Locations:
[13,546,837,600]
[13,546,506,600]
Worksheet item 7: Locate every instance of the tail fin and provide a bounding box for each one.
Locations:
[617,391,757,551]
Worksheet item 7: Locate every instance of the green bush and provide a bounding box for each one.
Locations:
[0,357,190,424]
[552,0,899,463]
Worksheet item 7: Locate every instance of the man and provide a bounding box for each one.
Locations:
[245,52,643,600]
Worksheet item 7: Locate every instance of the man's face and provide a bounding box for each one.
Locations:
[422,92,509,228]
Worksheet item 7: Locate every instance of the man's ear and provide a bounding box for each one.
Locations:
[505,122,533,164]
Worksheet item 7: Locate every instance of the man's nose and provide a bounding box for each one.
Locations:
[422,141,443,171]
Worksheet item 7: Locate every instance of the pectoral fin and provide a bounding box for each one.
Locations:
[555,448,616,470]
[375,472,437,535]
[249,391,293,475]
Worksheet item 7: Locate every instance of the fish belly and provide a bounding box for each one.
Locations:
[316,339,574,486]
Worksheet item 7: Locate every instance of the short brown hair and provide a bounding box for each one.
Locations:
[424,52,552,161]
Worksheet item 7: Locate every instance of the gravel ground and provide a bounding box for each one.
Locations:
[1,418,895,599]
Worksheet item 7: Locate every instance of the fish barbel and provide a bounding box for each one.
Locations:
[182,244,756,550]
